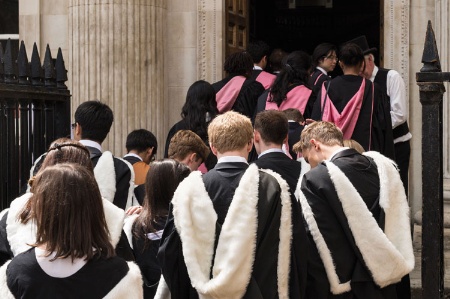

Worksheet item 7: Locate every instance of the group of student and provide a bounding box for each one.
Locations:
[0,34,413,299]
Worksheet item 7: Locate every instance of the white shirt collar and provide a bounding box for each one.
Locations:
[123,153,142,161]
[327,147,349,161]
[316,66,328,75]
[79,140,102,152]
[217,156,248,164]
[369,65,378,82]
[258,148,284,158]
[253,65,263,70]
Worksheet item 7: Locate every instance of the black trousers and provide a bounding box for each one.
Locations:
[394,140,411,196]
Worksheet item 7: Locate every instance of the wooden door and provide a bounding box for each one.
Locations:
[226,0,249,56]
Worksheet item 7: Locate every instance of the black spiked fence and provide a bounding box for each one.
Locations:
[0,39,70,210]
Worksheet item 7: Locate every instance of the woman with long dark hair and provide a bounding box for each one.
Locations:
[164,80,218,170]
[311,43,394,157]
[124,159,190,298]
[0,163,143,298]
[256,50,315,119]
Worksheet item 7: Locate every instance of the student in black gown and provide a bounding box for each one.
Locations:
[311,43,394,159]
[124,159,190,299]
[247,40,276,89]
[298,121,414,299]
[212,51,265,119]
[164,80,218,170]
[0,163,143,298]
[309,43,338,97]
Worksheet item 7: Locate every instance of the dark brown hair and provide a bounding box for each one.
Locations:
[168,130,210,162]
[21,138,92,224]
[283,108,304,123]
[254,110,289,145]
[31,163,115,261]
[133,159,190,247]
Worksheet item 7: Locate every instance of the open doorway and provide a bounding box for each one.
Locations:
[249,0,381,74]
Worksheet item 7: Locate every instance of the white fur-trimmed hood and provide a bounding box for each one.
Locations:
[156,164,292,299]
[299,152,414,293]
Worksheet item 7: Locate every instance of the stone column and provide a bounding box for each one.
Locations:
[69,0,166,156]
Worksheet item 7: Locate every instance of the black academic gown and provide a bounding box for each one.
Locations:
[253,152,308,299]
[212,75,265,119]
[301,149,398,299]
[311,76,395,160]
[157,162,285,299]
[309,68,330,99]
[288,122,304,159]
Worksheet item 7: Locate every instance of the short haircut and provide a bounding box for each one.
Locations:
[339,43,364,67]
[126,129,158,155]
[269,48,288,72]
[254,110,288,145]
[31,163,115,261]
[247,40,271,64]
[74,100,114,143]
[283,108,304,123]
[298,121,344,150]
[312,43,337,67]
[168,130,210,162]
[208,111,253,153]
[223,51,254,78]
[343,139,365,154]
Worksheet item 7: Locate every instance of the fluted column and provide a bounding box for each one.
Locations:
[69,0,166,156]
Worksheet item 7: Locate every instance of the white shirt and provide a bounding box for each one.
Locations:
[217,156,248,164]
[253,66,263,71]
[79,140,102,152]
[258,148,284,159]
[316,66,328,75]
[369,66,412,143]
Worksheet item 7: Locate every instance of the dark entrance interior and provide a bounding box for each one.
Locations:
[0,0,19,56]
[249,0,381,69]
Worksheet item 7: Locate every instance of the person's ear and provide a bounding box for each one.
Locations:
[189,152,199,163]
[254,130,261,143]
[247,138,254,152]
[210,144,218,156]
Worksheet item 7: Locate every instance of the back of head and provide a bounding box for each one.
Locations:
[247,40,271,64]
[269,50,312,106]
[223,51,254,78]
[298,121,344,150]
[269,48,288,73]
[254,110,288,145]
[339,43,364,67]
[283,108,304,123]
[32,163,114,261]
[208,111,253,153]
[134,159,190,243]
[40,138,93,173]
[181,80,218,140]
[126,129,158,155]
[343,139,365,154]
[74,100,114,143]
[168,130,210,162]
[312,43,337,67]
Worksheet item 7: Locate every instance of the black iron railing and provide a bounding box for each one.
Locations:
[0,39,70,210]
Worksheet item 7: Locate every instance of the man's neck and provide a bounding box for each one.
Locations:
[321,145,345,160]
[258,142,282,155]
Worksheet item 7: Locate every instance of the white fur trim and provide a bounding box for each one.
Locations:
[102,199,126,248]
[123,214,139,250]
[0,208,9,221]
[116,157,135,210]
[0,260,15,299]
[259,169,292,299]
[173,165,261,299]
[94,151,117,204]
[27,153,46,193]
[104,261,143,299]
[154,276,172,299]
[299,191,351,294]
[6,193,36,256]
[294,157,310,200]
[325,158,413,288]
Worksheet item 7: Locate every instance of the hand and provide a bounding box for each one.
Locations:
[125,205,143,215]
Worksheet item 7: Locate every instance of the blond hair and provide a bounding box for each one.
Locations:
[298,121,343,150]
[343,139,365,154]
[207,111,253,153]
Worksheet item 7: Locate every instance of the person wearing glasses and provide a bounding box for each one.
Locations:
[309,43,338,97]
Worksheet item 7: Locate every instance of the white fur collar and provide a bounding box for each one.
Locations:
[116,157,136,209]
[299,153,414,294]
[0,260,14,299]
[94,151,117,204]
[294,157,310,200]
[123,214,139,250]
[6,193,124,255]
[104,261,143,298]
